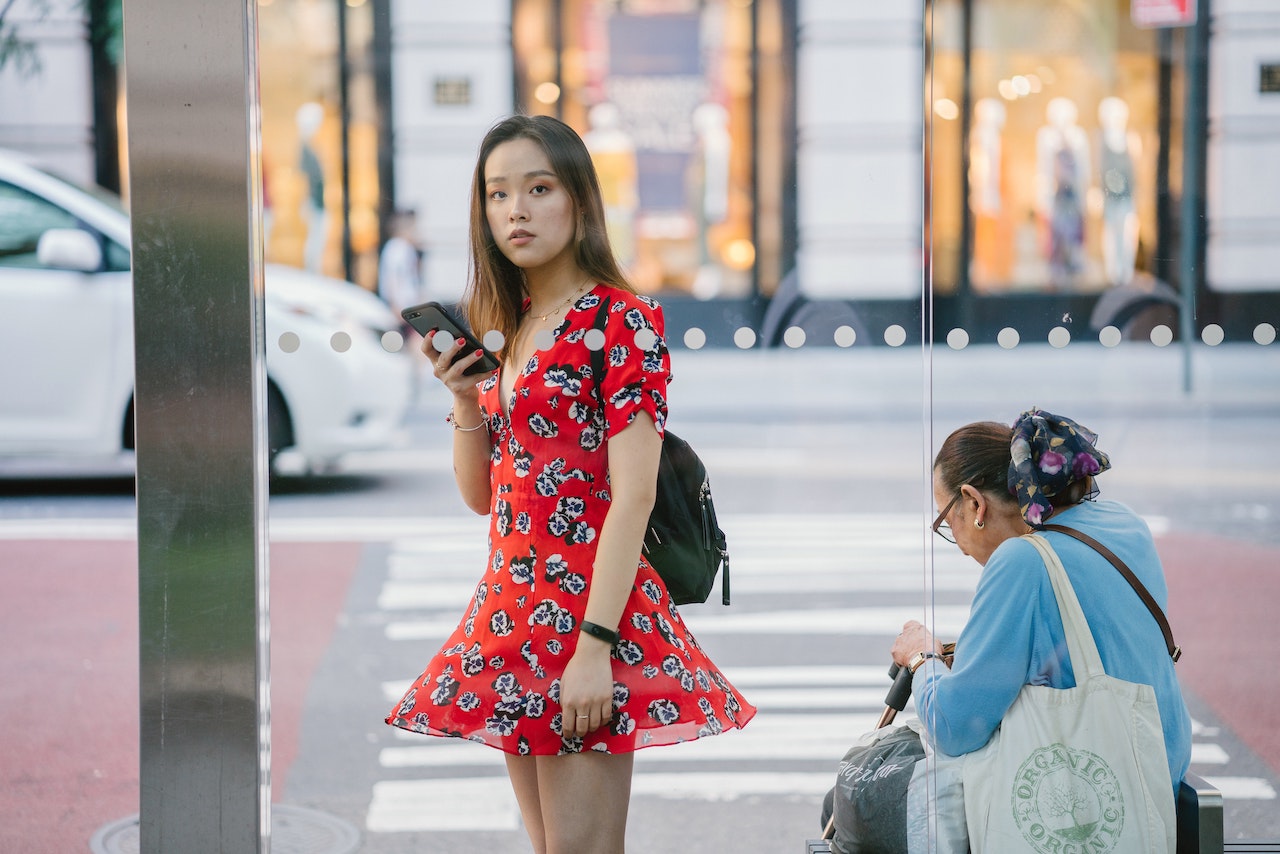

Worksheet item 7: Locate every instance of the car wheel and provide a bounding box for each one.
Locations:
[267,382,294,462]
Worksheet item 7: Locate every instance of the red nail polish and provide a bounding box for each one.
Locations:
[474,349,483,357]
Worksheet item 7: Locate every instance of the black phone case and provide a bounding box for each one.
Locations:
[401,302,501,375]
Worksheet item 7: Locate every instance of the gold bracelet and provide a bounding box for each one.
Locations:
[446,410,486,432]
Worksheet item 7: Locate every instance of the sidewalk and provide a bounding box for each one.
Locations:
[0,539,361,852]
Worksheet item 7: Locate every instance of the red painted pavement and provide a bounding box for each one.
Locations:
[1159,532,1280,776]
[0,539,360,852]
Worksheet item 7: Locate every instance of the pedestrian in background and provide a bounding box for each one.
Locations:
[386,114,755,853]
[378,207,425,324]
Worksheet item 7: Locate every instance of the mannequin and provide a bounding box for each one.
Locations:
[969,98,1012,286]
[690,102,731,298]
[1097,96,1142,287]
[583,102,639,268]
[296,101,328,274]
[1035,97,1090,287]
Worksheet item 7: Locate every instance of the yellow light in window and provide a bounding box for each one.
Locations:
[1011,75,1031,97]
[534,82,561,105]
[934,99,959,121]
[722,239,756,271]
[997,79,1017,100]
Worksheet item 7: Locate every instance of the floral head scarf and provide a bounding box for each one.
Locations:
[1008,408,1111,527]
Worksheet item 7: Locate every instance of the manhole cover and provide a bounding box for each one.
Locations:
[90,804,361,854]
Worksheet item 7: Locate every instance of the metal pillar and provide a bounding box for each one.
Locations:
[121,0,270,850]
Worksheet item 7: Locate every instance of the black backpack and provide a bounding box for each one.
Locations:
[590,300,730,606]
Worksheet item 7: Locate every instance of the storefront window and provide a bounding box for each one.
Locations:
[931,0,1169,296]
[258,0,381,289]
[513,0,766,298]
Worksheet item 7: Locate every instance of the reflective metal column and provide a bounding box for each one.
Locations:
[121,0,270,850]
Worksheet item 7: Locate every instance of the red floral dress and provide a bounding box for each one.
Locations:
[386,285,755,755]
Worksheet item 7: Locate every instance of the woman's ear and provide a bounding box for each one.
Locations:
[960,483,988,526]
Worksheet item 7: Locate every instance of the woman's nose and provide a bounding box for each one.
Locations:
[509,201,528,221]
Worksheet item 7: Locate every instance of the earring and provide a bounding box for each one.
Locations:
[974,519,985,529]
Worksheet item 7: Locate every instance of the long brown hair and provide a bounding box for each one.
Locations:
[462,115,635,354]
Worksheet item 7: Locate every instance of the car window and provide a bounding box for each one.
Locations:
[0,181,83,269]
[0,180,128,271]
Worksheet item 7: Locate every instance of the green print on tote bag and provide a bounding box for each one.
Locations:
[1010,744,1125,850]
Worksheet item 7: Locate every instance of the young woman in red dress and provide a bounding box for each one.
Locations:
[386,115,755,853]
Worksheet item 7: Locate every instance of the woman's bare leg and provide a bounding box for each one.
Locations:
[506,754,548,854]
[535,751,634,854]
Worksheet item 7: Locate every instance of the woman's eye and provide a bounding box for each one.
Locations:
[530,184,548,195]
[488,190,507,201]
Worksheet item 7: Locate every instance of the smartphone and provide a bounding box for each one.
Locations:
[401,301,501,376]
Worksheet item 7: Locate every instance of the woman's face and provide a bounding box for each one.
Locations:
[483,137,578,275]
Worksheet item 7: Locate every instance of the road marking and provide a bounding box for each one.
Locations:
[384,606,971,641]
[367,772,839,833]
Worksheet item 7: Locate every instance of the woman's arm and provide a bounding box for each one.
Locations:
[560,411,661,738]
[911,539,1042,755]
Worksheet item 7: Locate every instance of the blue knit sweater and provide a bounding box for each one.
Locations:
[912,499,1192,793]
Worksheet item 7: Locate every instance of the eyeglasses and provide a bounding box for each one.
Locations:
[932,490,963,544]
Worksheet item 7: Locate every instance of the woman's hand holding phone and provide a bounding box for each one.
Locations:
[424,331,494,398]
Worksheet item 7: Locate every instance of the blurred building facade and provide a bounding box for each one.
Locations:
[1,0,1275,341]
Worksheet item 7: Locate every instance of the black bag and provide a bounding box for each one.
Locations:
[827,725,924,854]
[590,300,729,605]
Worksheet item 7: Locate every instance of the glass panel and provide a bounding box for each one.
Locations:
[926,0,1280,846]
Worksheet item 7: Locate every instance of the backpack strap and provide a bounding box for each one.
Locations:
[590,299,610,410]
[1038,523,1181,662]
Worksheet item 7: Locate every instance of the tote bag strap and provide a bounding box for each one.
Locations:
[1038,523,1181,662]
[1024,534,1106,681]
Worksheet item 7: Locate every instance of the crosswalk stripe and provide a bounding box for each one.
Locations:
[384,606,970,641]
[366,772,840,833]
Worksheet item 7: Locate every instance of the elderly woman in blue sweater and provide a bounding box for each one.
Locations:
[892,409,1191,799]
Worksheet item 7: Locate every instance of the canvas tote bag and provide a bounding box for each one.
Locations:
[961,533,1176,853]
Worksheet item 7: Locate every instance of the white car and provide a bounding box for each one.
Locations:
[0,149,413,476]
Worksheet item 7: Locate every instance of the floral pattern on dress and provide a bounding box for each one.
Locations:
[386,285,755,755]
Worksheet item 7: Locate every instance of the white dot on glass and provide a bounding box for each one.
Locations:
[884,325,907,347]
[432,330,455,352]
[483,329,506,352]
[1098,326,1122,348]
[634,328,658,351]
[278,331,300,354]
[1255,323,1277,346]
[584,328,606,351]
[1150,325,1173,347]
[946,328,969,350]
[533,329,555,351]
[783,326,806,348]
[834,325,857,347]
[997,327,1020,349]
[1201,324,1225,346]
[331,331,352,353]
[1047,326,1071,349]
[683,328,707,350]
[381,330,404,353]
[733,327,757,349]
